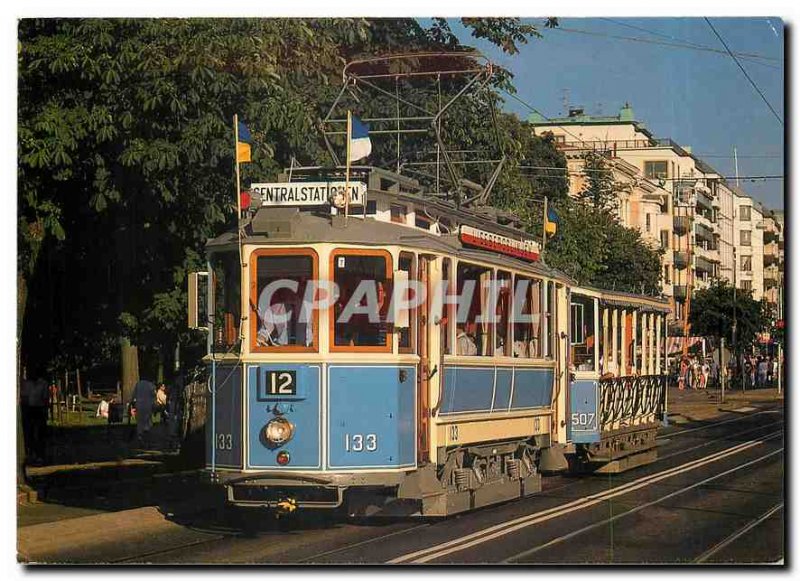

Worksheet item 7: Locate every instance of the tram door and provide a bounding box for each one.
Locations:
[416,255,432,464]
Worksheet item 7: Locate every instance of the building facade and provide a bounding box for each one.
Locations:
[530,104,780,344]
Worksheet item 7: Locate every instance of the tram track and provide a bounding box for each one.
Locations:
[693,502,784,563]
[294,412,784,564]
[502,447,783,563]
[87,407,783,564]
[388,430,783,563]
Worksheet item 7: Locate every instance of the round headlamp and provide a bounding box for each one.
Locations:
[262,417,295,448]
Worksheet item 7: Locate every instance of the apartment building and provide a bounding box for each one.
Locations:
[529,104,779,338]
[760,209,783,310]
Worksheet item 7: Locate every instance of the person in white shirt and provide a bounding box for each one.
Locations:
[456,326,478,356]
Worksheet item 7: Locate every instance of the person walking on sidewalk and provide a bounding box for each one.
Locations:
[133,379,155,444]
[757,357,769,388]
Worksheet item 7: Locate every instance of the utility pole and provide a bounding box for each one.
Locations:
[732,245,740,391]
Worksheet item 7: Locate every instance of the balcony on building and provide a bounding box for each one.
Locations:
[673,215,691,235]
[695,222,715,244]
[673,250,689,270]
[696,189,714,212]
[695,256,717,277]
[764,241,781,266]
[673,284,688,301]
[764,264,781,284]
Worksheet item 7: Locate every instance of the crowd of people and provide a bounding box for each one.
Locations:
[674,353,782,391]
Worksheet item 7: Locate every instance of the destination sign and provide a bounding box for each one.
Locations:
[250,182,366,207]
[459,225,540,262]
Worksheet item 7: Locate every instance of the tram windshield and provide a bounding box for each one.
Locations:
[570,295,596,372]
[253,251,316,350]
[332,252,391,349]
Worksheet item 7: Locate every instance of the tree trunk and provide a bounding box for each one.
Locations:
[120,336,140,405]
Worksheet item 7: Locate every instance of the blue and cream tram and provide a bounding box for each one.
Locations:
[188,166,669,517]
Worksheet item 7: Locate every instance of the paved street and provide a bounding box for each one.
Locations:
[19,402,783,565]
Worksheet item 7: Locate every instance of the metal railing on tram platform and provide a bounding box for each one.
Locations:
[597,375,667,432]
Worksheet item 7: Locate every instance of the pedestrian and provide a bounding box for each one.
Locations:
[772,357,779,386]
[133,379,156,444]
[710,359,720,388]
[700,361,710,390]
[757,357,769,388]
[96,396,110,419]
[154,383,168,422]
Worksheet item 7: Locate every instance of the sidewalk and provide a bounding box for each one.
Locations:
[667,385,784,422]
[18,419,206,527]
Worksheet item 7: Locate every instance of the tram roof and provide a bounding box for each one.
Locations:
[572,284,670,313]
[206,207,571,282]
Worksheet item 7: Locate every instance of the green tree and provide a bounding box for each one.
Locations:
[577,151,619,212]
[17,17,549,386]
[689,281,772,350]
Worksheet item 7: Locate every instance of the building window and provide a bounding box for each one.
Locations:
[739,205,751,221]
[553,134,566,145]
[644,161,668,179]
[390,203,407,224]
[741,280,752,291]
[740,230,751,246]
[664,264,671,284]
[741,255,752,272]
[645,213,652,232]
[365,200,377,215]
[660,230,669,250]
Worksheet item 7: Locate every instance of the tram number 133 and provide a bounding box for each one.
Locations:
[344,433,378,452]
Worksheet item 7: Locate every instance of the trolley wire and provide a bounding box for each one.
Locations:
[704,17,783,126]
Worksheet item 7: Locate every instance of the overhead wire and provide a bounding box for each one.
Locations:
[703,17,784,126]
[551,25,782,70]
[599,18,782,67]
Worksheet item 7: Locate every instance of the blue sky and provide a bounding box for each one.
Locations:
[450,17,784,210]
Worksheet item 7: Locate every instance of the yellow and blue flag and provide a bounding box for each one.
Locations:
[545,206,558,236]
[237,120,252,164]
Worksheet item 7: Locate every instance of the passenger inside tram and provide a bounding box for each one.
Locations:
[255,254,313,348]
[456,323,478,356]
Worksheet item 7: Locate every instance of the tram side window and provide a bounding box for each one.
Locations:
[512,276,543,358]
[495,271,512,356]
[441,258,453,355]
[333,252,391,349]
[543,281,556,359]
[211,251,241,352]
[398,252,415,353]
[456,263,493,356]
[254,252,315,350]
[570,296,596,371]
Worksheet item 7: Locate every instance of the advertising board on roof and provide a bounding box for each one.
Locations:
[459,225,540,261]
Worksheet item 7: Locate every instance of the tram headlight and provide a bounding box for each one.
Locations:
[262,417,295,448]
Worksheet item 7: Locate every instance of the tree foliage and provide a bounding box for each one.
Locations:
[17,17,550,379]
[689,281,772,349]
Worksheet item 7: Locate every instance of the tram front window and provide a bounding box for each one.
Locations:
[332,252,391,350]
[570,296,596,372]
[253,250,316,351]
[211,251,241,352]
